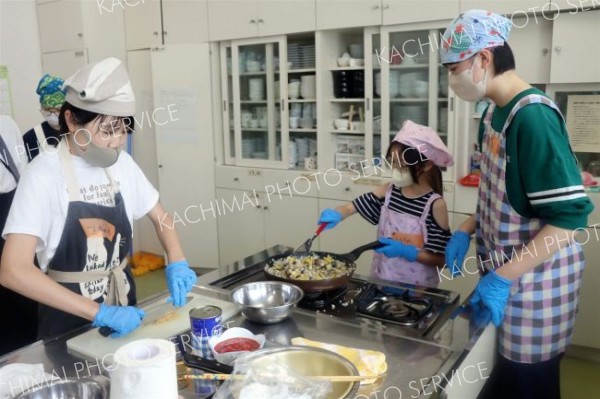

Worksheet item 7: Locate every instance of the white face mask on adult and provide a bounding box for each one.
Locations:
[392,168,413,188]
[448,55,488,102]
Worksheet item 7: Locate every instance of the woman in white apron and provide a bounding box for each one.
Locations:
[318,121,454,287]
[441,10,593,399]
[0,58,197,339]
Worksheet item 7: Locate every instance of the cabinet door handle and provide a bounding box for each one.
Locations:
[383,4,390,10]
[257,19,264,23]
[163,30,168,35]
[233,177,239,182]
[223,100,227,112]
[153,31,159,36]
[281,99,286,110]
[372,4,379,9]
[449,97,454,112]
[256,204,262,209]
[366,97,370,111]
[158,164,163,168]
[345,187,351,192]
[542,47,549,55]
[250,19,256,24]
[554,46,562,53]
[263,206,269,210]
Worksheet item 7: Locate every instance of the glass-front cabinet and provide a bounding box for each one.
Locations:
[221,35,317,170]
[378,24,453,178]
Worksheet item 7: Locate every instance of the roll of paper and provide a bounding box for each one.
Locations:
[110,339,177,399]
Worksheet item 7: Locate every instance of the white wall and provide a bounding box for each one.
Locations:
[0,0,43,132]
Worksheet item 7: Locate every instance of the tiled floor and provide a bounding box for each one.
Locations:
[135,271,600,398]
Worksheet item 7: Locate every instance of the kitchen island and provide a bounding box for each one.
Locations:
[0,246,495,399]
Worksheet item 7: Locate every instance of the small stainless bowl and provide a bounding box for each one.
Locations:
[15,376,109,399]
[231,281,303,324]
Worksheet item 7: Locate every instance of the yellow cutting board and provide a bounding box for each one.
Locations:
[66,292,240,360]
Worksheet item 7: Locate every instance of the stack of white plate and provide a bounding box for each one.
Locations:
[295,138,310,166]
[288,43,316,69]
[242,139,255,158]
[308,138,317,156]
[398,71,428,98]
[248,78,264,101]
[392,105,428,128]
[389,70,401,98]
[300,74,316,99]
[288,141,298,168]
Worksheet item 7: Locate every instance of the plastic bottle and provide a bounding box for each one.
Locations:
[470,143,481,174]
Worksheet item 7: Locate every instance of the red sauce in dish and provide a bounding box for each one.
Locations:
[214,337,260,353]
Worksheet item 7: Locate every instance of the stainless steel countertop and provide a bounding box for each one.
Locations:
[0,246,486,399]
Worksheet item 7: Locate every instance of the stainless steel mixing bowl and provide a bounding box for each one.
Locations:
[15,376,109,399]
[231,281,303,324]
[237,346,360,399]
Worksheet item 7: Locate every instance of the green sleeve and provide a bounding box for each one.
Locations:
[512,104,593,229]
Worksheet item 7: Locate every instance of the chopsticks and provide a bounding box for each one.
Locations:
[179,373,385,382]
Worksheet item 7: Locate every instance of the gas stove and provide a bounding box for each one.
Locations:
[209,261,460,338]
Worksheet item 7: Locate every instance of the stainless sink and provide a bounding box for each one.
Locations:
[15,375,109,399]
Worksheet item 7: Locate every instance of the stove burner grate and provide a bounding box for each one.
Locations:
[356,285,434,326]
[298,287,348,310]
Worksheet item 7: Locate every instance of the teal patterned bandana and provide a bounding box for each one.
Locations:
[440,9,512,64]
[36,74,66,109]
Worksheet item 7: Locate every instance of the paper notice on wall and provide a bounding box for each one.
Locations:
[156,88,199,144]
[0,66,13,117]
[567,95,600,153]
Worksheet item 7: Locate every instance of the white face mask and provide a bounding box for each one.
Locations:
[45,113,60,130]
[392,168,413,188]
[448,56,488,102]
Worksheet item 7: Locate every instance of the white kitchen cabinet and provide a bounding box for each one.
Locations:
[123,0,163,49]
[318,199,379,276]
[208,0,315,41]
[37,0,127,72]
[264,195,320,249]
[317,0,456,30]
[128,49,164,256]
[124,0,209,49]
[550,10,600,83]
[151,43,219,269]
[460,0,584,13]
[41,49,88,79]
[216,188,266,267]
[383,0,459,25]
[316,0,382,30]
[509,16,552,84]
[37,0,84,53]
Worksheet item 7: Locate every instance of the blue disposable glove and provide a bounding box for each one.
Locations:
[445,231,471,277]
[166,260,196,307]
[318,209,343,230]
[374,237,419,262]
[470,271,513,327]
[92,304,145,338]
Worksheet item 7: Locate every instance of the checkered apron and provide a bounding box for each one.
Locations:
[476,94,585,363]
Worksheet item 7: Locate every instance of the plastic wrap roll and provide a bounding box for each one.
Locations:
[110,339,177,399]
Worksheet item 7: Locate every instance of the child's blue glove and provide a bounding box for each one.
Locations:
[92,304,145,338]
[318,209,343,230]
[166,260,196,307]
[445,231,471,277]
[470,270,513,327]
[374,237,419,262]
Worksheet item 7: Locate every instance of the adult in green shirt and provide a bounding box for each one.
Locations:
[441,9,593,399]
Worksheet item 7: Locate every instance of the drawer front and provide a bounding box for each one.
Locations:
[318,174,384,202]
[215,166,265,191]
[260,169,320,199]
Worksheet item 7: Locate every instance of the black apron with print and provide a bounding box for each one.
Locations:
[37,145,136,339]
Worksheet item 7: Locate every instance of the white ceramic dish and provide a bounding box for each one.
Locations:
[209,327,266,365]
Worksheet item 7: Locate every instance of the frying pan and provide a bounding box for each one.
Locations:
[264,240,384,293]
